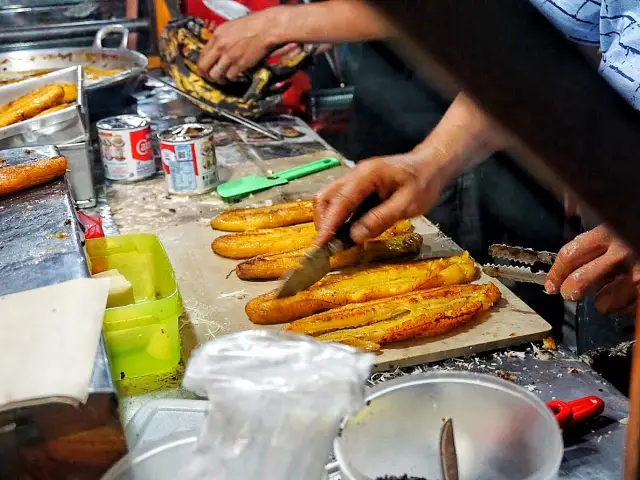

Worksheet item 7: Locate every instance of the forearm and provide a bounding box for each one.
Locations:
[270,1,393,46]
[410,93,511,182]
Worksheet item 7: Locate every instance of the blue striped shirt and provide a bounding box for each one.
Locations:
[531,0,640,109]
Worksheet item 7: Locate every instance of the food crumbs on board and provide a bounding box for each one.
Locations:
[218,290,248,300]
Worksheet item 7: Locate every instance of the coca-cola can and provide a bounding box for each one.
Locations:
[158,123,218,195]
[96,115,155,182]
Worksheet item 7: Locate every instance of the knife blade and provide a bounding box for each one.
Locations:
[416,233,463,260]
[440,418,459,480]
[277,193,380,298]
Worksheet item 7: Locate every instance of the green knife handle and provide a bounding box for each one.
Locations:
[273,157,340,181]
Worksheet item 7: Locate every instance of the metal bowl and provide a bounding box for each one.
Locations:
[334,372,563,480]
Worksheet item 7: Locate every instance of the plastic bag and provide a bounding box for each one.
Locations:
[181,330,373,480]
[76,210,104,239]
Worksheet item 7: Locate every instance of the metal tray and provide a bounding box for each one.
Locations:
[0,145,86,296]
[0,65,84,145]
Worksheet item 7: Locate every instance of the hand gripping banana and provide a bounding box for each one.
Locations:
[160,16,315,119]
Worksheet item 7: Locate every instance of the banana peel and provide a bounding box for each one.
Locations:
[160,16,314,119]
[246,252,478,324]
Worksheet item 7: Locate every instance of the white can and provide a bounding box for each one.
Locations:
[158,123,218,195]
[96,115,155,182]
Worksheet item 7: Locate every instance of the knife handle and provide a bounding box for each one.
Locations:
[274,157,341,181]
[334,193,380,247]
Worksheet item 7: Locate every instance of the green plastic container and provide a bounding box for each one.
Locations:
[86,234,183,382]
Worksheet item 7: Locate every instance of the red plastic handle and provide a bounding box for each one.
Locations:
[547,396,605,429]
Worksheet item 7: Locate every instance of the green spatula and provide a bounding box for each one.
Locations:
[217,157,341,201]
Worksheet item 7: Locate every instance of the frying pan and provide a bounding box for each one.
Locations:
[0,25,147,104]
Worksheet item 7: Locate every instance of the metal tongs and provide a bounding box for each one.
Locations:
[482,244,557,285]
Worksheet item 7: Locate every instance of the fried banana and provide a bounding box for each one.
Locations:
[311,283,501,350]
[0,85,65,128]
[0,155,68,197]
[246,252,477,324]
[317,301,482,350]
[236,232,423,280]
[212,223,316,259]
[210,200,314,231]
[334,337,382,353]
[284,283,500,336]
[212,219,415,259]
[84,66,125,81]
[60,83,78,103]
[34,103,72,118]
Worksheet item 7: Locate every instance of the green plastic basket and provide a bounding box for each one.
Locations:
[86,234,183,382]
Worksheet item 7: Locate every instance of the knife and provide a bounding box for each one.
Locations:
[277,193,380,298]
[440,418,459,480]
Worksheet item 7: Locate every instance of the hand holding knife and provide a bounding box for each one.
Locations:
[278,194,380,298]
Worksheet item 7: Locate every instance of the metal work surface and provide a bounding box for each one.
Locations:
[0,176,85,296]
[0,147,112,390]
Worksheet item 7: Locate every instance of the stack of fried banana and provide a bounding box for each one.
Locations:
[210,200,501,352]
[0,83,77,129]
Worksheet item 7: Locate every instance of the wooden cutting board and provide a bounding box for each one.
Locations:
[155,216,550,371]
[111,150,551,371]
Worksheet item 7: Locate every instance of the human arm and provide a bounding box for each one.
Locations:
[197,0,393,82]
[545,225,639,315]
[313,93,511,244]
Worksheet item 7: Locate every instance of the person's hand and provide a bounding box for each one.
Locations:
[313,150,452,245]
[545,225,639,315]
[313,93,509,246]
[197,7,287,83]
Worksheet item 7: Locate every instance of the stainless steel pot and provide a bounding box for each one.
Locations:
[333,372,563,480]
[0,25,147,92]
